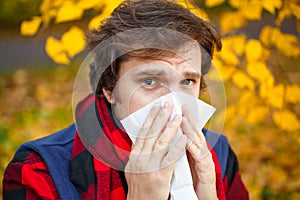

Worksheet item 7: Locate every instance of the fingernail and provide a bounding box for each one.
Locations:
[173,114,181,121]
[164,101,171,109]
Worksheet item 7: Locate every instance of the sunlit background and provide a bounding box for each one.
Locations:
[0,0,300,199]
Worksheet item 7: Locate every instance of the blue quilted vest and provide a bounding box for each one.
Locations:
[16,123,229,200]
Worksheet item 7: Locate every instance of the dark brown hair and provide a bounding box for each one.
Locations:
[87,0,222,97]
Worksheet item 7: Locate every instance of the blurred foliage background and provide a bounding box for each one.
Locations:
[1,0,300,199]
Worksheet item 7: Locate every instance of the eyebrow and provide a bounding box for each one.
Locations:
[133,66,201,79]
[134,68,167,77]
[183,71,201,79]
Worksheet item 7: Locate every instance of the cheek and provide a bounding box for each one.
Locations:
[191,82,201,97]
[195,85,201,97]
[128,87,170,114]
[128,95,146,114]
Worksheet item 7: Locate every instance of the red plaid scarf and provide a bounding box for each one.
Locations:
[70,95,226,199]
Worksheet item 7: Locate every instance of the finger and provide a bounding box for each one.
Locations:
[148,114,182,169]
[141,101,173,153]
[192,142,211,162]
[182,115,210,154]
[132,103,161,153]
[181,116,200,145]
[182,104,200,132]
[161,135,187,169]
[182,105,206,142]
[182,116,211,161]
[153,114,182,152]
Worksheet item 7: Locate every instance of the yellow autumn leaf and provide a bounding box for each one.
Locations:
[237,91,259,118]
[276,34,300,57]
[245,39,263,61]
[76,0,104,10]
[240,1,263,20]
[39,0,63,25]
[228,0,244,9]
[276,38,299,57]
[89,0,123,30]
[275,1,292,25]
[247,106,270,124]
[217,37,240,65]
[40,0,63,13]
[205,0,225,8]
[45,36,70,65]
[269,28,291,46]
[261,48,271,60]
[189,7,209,21]
[61,26,86,57]
[230,35,247,56]
[260,26,300,57]
[55,1,84,23]
[225,105,237,125]
[262,0,282,14]
[89,14,105,30]
[261,26,285,48]
[20,16,42,36]
[259,81,270,99]
[260,26,274,46]
[219,35,246,56]
[266,84,285,109]
[103,0,123,12]
[217,49,239,66]
[269,27,282,45]
[48,0,63,9]
[212,58,236,81]
[232,70,255,91]
[285,84,300,103]
[220,11,246,33]
[290,3,300,19]
[284,47,300,57]
[174,1,209,20]
[272,110,300,132]
[246,61,274,86]
[39,0,51,14]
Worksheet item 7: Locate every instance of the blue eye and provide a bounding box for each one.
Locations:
[144,79,156,85]
[181,79,193,86]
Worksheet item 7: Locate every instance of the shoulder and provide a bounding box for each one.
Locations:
[4,124,80,200]
[202,128,229,148]
[17,123,76,155]
[5,123,77,178]
[14,123,77,178]
[7,123,77,179]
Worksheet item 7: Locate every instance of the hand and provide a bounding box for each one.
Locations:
[181,105,218,200]
[125,102,187,200]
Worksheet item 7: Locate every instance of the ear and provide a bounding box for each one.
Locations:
[102,89,115,104]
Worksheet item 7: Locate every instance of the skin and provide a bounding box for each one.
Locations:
[103,45,218,199]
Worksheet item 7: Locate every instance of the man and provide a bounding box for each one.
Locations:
[3,0,249,199]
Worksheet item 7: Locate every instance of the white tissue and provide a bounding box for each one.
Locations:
[120,91,215,200]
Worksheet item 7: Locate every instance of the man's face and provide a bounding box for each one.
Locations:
[109,45,202,120]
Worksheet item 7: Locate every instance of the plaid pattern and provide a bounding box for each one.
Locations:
[3,96,248,199]
[3,150,60,199]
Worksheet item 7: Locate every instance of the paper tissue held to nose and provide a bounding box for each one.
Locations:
[120,91,216,200]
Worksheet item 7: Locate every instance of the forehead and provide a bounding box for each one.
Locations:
[119,44,202,77]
